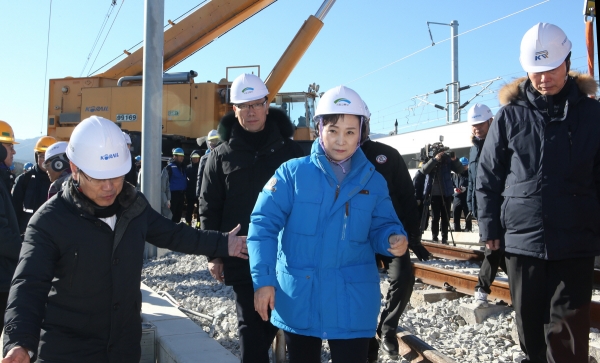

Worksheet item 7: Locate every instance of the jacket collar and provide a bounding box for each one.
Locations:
[62,177,139,217]
[310,139,372,187]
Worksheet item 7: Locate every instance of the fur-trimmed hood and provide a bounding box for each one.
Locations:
[217,107,295,142]
[63,177,139,217]
[498,71,598,106]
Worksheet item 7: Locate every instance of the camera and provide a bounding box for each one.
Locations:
[419,135,454,162]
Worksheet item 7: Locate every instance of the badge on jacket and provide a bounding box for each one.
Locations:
[264,177,277,192]
[375,155,387,164]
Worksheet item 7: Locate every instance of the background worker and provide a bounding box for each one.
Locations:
[452,157,471,233]
[466,103,506,308]
[199,73,304,363]
[11,136,55,233]
[185,150,201,226]
[162,148,187,223]
[0,121,22,316]
[196,129,220,218]
[42,142,71,199]
[1,116,248,363]
[360,104,429,361]
[421,147,462,244]
[477,23,600,362]
[122,132,137,186]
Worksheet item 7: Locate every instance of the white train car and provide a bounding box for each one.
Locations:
[375,122,474,177]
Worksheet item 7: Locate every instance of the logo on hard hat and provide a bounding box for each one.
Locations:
[1,132,9,137]
[535,50,548,61]
[241,87,254,94]
[334,98,351,106]
[100,153,119,161]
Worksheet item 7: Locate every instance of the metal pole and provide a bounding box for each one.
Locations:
[315,0,336,20]
[450,20,459,123]
[141,0,164,259]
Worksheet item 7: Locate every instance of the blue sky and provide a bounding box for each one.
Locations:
[0,0,594,141]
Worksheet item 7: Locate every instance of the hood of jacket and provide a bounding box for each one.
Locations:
[62,177,138,217]
[498,71,597,106]
[217,107,295,143]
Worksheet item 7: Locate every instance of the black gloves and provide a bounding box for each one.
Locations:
[408,233,431,261]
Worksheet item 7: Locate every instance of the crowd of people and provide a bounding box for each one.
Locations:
[0,22,597,363]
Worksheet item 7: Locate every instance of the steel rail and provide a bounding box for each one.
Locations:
[422,241,484,262]
[396,327,456,363]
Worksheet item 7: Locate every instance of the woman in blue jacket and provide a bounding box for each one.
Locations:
[248,86,408,363]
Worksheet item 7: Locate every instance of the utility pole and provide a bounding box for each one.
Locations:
[141,0,164,259]
[427,20,460,123]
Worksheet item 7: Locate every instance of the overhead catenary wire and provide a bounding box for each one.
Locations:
[344,0,550,86]
[40,0,53,135]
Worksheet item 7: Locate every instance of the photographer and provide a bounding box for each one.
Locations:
[421,147,462,244]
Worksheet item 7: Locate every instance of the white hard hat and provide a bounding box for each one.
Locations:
[467,104,493,125]
[45,141,68,161]
[230,74,269,104]
[207,129,219,140]
[66,116,131,179]
[314,86,369,120]
[519,23,572,73]
[122,132,132,145]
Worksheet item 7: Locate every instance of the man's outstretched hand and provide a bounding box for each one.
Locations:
[2,347,30,363]
[227,224,248,259]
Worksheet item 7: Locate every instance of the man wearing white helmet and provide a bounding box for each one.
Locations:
[2,116,249,363]
[465,104,507,309]
[199,74,304,363]
[42,141,72,199]
[477,23,600,362]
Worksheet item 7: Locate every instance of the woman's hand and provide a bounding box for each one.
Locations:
[254,286,275,321]
[388,234,408,256]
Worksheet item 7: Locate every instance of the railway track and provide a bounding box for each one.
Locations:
[411,262,600,329]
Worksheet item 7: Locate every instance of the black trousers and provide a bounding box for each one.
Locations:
[452,196,471,232]
[284,331,369,363]
[232,283,279,363]
[170,190,185,223]
[368,251,414,358]
[417,202,429,231]
[474,247,506,294]
[184,194,197,225]
[430,196,452,240]
[505,253,594,363]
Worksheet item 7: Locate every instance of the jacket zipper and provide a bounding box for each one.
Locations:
[341,202,349,240]
[334,185,340,201]
[70,250,79,287]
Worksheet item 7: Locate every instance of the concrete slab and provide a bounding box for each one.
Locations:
[457,303,512,325]
[410,289,463,307]
[141,283,239,363]
[590,341,600,362]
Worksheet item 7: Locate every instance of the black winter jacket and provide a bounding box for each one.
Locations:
[361,140,420,242]
[196,152,210,199]
[199,108,304,285]
[452,169,468,202]
[0,167,22,293]
[467,137,485,218]
[476,72,600,260]
[3,180,231,362]
[413,170,426,202]
[186,161,199,199]
[12,164,50,234]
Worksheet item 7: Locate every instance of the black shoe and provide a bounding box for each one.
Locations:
[380,336,399,358]
[441,239,448,245]
[432,236,439,242]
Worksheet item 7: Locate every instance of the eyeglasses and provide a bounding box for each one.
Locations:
[79,170,124,186]
[235,100,267,111]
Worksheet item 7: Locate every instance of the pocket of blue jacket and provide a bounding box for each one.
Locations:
[274,265,314,330]
[338,264,380,332]
[349,194,376,242]
[286,194,322,235]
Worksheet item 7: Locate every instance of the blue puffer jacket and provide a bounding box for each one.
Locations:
[167,162,187,191]
[248,140,406,340]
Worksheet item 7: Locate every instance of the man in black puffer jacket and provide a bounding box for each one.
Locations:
[0,120,22,316]
[477,23,600,362]
[2,116,248,363]
[199,74,304,363]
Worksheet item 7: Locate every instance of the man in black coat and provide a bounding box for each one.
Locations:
[477,23,600,362]
[466,103,506,308]
[11,136,54,234]
[199,74,304,363]
[361,130,430,361]
[2,116,248,363]
[452,158,470,232]
[184,150,201,225]
[0,121,23,316]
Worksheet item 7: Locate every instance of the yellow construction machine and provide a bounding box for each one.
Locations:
[47,0,334,154]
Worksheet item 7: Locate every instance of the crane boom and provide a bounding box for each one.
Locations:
[96,0,276,79]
